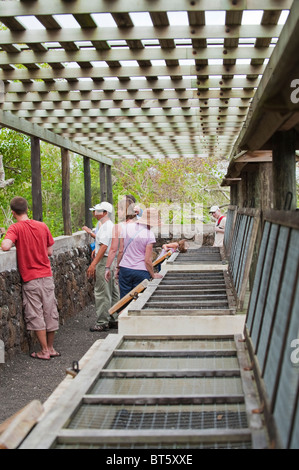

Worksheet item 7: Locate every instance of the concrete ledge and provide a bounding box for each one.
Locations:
[118,311,245,337]
[0,247,17,272]
[52,231,90,255]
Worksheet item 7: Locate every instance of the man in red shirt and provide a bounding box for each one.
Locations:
[209,205,227,247]
[1,197,59,360]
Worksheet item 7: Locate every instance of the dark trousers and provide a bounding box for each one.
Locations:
[118,266,151,299]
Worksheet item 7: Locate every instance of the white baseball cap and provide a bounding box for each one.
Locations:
[89,202,113,213]
[209,205,219,213]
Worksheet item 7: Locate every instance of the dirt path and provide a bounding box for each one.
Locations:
[0,305,116,424]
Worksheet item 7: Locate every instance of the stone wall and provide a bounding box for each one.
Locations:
[0,225,214,360]
[0,232,94,360]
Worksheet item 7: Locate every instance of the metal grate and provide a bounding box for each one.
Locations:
[67,403,248,431]
[90,376,244,396]
[119,338,236,351]
[106,355,239,371]
[244,211,299,449]
[173,248,223,264]
[143,271,229,310]
[20,334,266,449]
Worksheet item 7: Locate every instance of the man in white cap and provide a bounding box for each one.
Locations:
[87,202,119,332]
[209,205,226,247]
[82,204,103,255]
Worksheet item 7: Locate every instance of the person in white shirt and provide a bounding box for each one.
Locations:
[209,205,226,247]
[87,202,119,332]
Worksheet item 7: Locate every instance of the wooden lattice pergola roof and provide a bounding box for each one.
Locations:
[0,0,298,167]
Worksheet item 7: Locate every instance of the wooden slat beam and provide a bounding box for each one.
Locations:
[3,91,253,104]
[0,46,274,67]
[3,77,256,93]
[3,99,252,111]
[0,63,266,82]
[0,25,284,46]
[1,0,292,16]
[231,1,299,154]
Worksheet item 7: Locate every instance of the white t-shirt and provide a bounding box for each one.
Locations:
[95,219,114,256]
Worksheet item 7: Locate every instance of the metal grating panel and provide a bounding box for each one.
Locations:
[142,271,231,311]
[119,338,236,351]
[290,401,299,450]
[258,226,293,375]
[246,221,271,331]
[106,355,239,370]
[173,248,223,265]
[245,211,299,449]
[223,206,238,258]
[228,209,260,306]
[20,334,267,449]
[68,403,248,431]
[90,376,244,396]
[250,222,279,345]
[272,279,299,449]
[164,208,260,312]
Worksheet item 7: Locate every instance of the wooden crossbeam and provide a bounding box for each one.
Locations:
[0,0,293,16]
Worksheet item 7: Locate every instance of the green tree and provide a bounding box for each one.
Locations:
[0,127,232,236]
[0,128,31,226]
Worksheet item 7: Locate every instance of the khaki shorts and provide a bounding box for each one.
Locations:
[22,277,59,332]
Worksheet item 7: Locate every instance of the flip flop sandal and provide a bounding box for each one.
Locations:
[31,352,51,361]
[50,351,61,358]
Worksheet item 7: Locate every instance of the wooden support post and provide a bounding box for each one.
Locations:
[83,156,92,228]
[30,136,42,222]
[272,130,297,210]
[100,162,107,201]
[106,165,113,204]
[61,148,72,235]
[230,184,239,206]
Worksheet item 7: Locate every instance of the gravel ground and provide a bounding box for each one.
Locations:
[0,305,116,424]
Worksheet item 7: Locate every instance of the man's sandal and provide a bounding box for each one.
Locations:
[90,324,109,332]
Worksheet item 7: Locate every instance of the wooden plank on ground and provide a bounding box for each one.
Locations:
[0,400,44,449]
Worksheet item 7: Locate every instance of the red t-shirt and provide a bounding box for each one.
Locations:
[5,219,54,282]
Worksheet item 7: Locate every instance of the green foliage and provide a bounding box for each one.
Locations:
[0,128,32,226]
[112,156,230,222]
[0,127,230,237]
